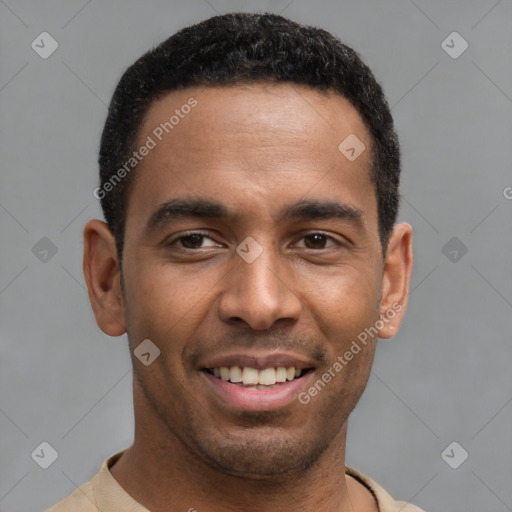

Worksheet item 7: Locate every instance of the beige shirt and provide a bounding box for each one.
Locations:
[47,451,425,512]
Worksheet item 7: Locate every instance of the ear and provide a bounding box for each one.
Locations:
[83,219,126,336]
[378,222,413,339]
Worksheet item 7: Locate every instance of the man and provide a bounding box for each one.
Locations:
[49,12,421,512]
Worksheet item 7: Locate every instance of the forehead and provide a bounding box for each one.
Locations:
[127,83,376,229]
[140,83,370,160]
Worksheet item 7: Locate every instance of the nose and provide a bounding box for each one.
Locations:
[217,248,302,331]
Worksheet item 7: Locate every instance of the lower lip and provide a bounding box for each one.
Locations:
[201,371,313,412]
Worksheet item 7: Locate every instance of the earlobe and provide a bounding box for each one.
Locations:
[378,223,413,339]
[83,219,127,336]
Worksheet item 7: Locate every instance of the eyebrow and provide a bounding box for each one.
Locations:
[146,197,365,233]
[146,198,231,232]
[280,199,364,224]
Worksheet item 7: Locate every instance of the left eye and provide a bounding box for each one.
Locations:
[295,233,338,249]
[174,234,219,249]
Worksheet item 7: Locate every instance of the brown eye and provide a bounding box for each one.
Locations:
[180,234,206,248]
[167,232,222,251]
[303,233,329,249]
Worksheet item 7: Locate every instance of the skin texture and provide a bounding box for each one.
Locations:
[83,84,413,512]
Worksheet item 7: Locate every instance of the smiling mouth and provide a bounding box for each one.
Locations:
[203,366,314,389]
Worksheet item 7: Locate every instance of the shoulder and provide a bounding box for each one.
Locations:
[346,466,426,512]
[46,479,97,512]
[45,450,137,512]
[45,451,126,512]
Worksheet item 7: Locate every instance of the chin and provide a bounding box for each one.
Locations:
[188,426,332,478]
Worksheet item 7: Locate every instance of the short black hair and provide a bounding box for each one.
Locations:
[98,12,400,259]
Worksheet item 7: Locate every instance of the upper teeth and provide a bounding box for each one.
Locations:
[212,366,302,385]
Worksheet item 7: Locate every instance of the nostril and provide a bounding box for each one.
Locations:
[227,317,250,327]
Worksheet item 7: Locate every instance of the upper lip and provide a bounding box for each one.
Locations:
[198,352,315,371]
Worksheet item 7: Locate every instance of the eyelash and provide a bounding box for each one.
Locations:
[167,231,343,250]
[169,231,222,249]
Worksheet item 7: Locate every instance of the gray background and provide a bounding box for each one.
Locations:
[1,1,511,511]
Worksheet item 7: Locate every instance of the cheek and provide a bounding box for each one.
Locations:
[120,263,222,423]
[313,270,380,403]
[122,261,221,355]
[128,262,208,315]
[301,265,381,344]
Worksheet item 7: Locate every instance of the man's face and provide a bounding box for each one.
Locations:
[118,84,391,476]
